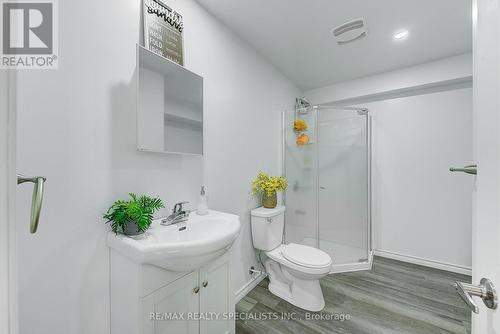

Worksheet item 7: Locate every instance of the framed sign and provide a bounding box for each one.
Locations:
[143,0,184,65]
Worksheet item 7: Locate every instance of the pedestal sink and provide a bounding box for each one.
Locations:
[107,210,240,272]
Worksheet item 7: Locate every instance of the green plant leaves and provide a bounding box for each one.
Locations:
[103,194,165,234]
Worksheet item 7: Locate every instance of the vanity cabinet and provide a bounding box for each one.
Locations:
[110,250,234,334]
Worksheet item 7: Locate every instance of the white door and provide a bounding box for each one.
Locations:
[1,69,13,334]
[456,0,500,332]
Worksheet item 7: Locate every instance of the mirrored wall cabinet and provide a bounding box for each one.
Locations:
[137,44,203,155]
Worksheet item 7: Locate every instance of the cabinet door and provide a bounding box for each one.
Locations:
[142,271,200,334]
[200,259,234,334]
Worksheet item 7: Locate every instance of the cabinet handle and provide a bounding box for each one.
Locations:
[193,286,200,294]
[202,281,208,288]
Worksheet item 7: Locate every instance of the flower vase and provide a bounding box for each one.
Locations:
[262,191,278,209]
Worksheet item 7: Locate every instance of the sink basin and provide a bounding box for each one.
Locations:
[107,210,240,272]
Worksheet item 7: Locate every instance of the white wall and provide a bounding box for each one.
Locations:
[305,56,473,273]
[14,1,300,333]
[367,88,473,270]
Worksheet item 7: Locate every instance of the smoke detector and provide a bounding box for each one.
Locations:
[332,18,368,45]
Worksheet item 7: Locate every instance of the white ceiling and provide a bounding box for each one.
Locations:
[196,0,472,91]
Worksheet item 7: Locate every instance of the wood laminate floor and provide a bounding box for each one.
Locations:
[236,256,471,334]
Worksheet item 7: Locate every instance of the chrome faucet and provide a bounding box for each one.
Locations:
[161,201,190,226]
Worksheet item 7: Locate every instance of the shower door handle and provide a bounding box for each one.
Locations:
[17,174,46,233]
[449,165,477,175]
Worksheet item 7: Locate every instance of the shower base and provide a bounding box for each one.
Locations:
[300,237,373,274]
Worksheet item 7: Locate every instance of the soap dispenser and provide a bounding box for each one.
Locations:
[196,186,209,215]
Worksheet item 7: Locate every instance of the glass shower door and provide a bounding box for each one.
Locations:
[283,106,371,272]
[283,108,318,247]
[318,108,370,266]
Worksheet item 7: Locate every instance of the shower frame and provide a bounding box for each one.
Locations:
[281,105,373,274]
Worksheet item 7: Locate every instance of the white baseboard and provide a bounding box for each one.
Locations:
[373,249,472,276]
[234,273,267,303]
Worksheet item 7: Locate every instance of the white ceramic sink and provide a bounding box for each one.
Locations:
[107,210,240,272]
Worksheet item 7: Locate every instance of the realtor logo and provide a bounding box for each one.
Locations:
[1,0,58,69]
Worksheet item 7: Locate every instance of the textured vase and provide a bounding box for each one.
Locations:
[262,191,277,209]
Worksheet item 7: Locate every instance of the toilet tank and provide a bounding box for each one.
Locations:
[250,206,286,251]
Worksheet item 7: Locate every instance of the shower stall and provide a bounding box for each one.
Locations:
[282,102,372,273]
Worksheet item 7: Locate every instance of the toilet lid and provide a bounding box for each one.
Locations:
[281,243,332,268]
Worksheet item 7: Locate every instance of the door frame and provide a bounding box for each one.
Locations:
[1,70,17,334]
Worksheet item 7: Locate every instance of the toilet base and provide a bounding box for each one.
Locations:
[265,259,326,312]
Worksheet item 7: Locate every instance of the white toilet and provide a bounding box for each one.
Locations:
[251,206,332,311]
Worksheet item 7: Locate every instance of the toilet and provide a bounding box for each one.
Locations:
[251,206,332,311]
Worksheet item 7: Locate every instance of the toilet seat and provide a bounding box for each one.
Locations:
[265,244,332,275]
[281,243,332,268]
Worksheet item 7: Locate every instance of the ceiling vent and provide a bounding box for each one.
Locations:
[332,18,368,45]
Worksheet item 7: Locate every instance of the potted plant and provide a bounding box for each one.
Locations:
[252,172,288,209]
[103,193,164,236]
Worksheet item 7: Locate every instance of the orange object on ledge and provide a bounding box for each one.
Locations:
[296,133,310,146]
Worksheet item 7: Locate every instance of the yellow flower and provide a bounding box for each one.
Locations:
[251,171,288,196]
